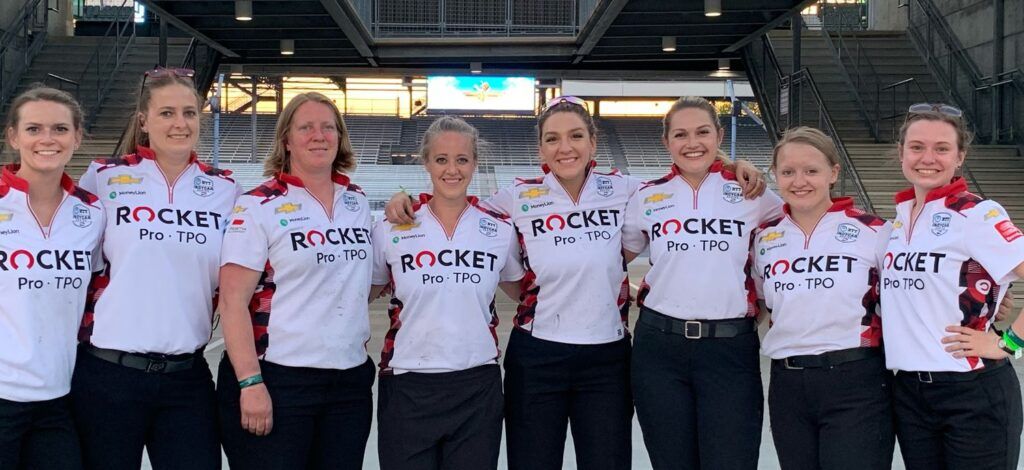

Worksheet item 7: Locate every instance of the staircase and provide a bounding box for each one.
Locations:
[1,36,191,178]
[769,30,945,144]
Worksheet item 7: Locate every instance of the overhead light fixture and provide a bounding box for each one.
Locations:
[235,0,252,21]
[280,39,294,55]
[705,0,722,17]
[662,36,676,52]
[718,58,730,70]
[470,62,482,74]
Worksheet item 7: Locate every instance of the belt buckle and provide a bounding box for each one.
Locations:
[917,371,933,383]
[683,321,702,339]
[146,353,168,373]
[783,358,804,370]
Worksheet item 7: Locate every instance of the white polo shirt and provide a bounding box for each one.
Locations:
[882,178,1024,372]
[622,161,784,320]
[486,163,638,344]
[78,146,240,355]
[0,166,104,402]
[752,198,892,359]
[371,195,524,375]
[221,172,372,370]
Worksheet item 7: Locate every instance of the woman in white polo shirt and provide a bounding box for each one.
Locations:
[751,127,894,469]
[217,92,375,469]
[371,116,524,470]
[880,104,1023,469]
[0,86,103,470]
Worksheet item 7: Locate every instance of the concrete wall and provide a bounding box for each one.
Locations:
[931,0,1022,79]
[868,0,908,31]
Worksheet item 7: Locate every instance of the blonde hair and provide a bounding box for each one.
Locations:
[264,92,355,177]
[770,126,840,170]
[117,73,202,157]
[419,116,480,161]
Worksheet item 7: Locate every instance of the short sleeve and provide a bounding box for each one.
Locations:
[751,233,766,300]
[758,190,785,225]
[220,197,269,272]
[874,221,894,270]
[78,162,101,195]
[964,201,1024,285]
[624,175,642,198]
[621,189,649,253]
[370,221,392,285]
[483,186,514,217]
[499,231,525,282]
[89,210,106,273]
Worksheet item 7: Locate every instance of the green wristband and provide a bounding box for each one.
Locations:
[1006,328,1024,350]
[1003,333,1019,352]
[238,374,264,389]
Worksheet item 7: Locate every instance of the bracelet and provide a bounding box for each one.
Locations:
[238,374,264,389]
[1006,328,1024,350]
[1003,331,1019,352]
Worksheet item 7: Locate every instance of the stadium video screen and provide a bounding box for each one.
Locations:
[426,76,535,112]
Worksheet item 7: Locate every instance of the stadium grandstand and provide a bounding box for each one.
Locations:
[1,0,1023,468]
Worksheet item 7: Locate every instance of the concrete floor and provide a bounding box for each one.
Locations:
[141,259,1024,469]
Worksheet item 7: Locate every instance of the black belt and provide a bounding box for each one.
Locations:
[82,344,198,374]
[773,347,881,370]
[897,359,1009,384]
[639,307,755,339]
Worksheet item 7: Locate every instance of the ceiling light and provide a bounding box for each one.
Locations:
[235,0,252,21]
[662,36,676,52]
[470,62,482,74]
[718,58,730,70]
[705,0,722,17]
[280,39,294,55]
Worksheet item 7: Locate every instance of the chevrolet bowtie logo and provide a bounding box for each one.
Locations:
[519,187,550,199]
[233,205,246,214]
[644,193,672,204]
[275,203,302,214]
[392,222,421,232]
[0,212,12,222]
[984,208,1001,220]
[759,231,784,243]
[108,174,142,185]
[893,221,903,228]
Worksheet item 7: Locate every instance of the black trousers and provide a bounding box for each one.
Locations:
[0,395,82,470]
[71,347,220,470]
[377,364,503,470]
[503,328,632,470]
[893,362,1023,470]
[632,319,763,470]
[217,355,375,470]
[768,354,895,470]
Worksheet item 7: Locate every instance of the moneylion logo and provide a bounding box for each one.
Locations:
[519,187,550,199]
[275,203,302,214]
[392,222,421,232]
[108,174,142,185]
[759,231,784,243]
[644,193,672,204]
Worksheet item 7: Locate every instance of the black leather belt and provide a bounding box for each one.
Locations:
[897,359,1009,384]
[773,347,881,370]
[639,307,755,339]
[82,343,198,374]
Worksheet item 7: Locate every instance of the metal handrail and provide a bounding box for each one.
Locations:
[880,77,933,141]
[793,68,874,213]
[45,73,80,96]
[816,2,880,141]
[77,0,136,130]
[0,0,49,108]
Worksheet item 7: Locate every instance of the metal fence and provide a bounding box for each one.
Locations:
[373,0,577,37]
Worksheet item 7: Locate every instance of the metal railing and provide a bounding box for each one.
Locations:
[817,2,880,141]
[879,77,933,142]
[45,73,80,96]
[373,0,578,37]
[744,35,874,213]
[0,0,49,109]
[974,69,1023,145]
[77,0,136,130]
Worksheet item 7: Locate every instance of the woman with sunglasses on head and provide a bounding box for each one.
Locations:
[371,116,524,470]
[750,127,895,470]
[621,96,784,469]
[217,92,375,469]
[385,96,765,469]
[72,68,239,470]
[0,86,103,470]
[879,103,1023,470]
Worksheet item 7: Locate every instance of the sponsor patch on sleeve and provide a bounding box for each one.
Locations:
[995,220,1023,242]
